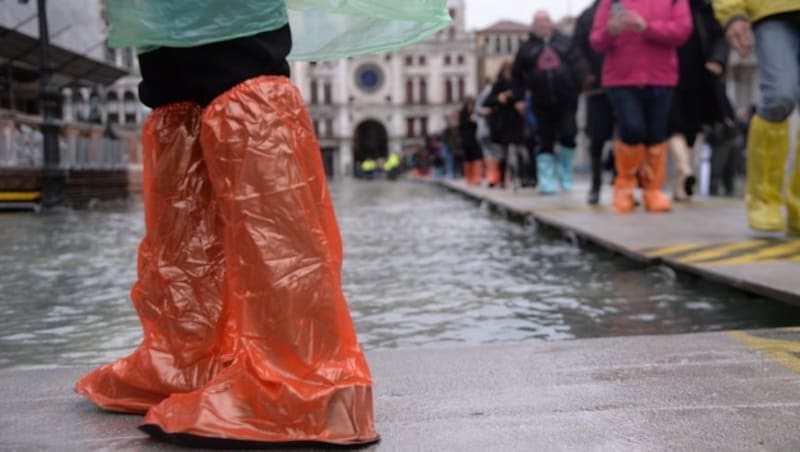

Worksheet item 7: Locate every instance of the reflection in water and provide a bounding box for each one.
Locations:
[1,180,799,369]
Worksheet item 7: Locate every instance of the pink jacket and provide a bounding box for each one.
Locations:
[590,0,692,88]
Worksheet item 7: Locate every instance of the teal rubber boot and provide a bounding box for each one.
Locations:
[557,146,576,191]
[537,153,557,195]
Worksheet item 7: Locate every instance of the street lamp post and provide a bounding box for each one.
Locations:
[36,0,65,208]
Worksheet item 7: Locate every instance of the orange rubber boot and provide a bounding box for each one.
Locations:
[642,142,672,212]
[463,161,474,184]
[486,158,501,186]
[470,160,480,184]
[472,160,485,185]
[75,103,225,414]
[613,141,645,213]
[140,77,378,446]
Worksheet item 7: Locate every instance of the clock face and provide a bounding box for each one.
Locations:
[355,63,385,93]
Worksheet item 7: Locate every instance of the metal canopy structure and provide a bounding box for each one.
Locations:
[0,27,128,88]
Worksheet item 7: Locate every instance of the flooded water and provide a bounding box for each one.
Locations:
[1,180,800,369]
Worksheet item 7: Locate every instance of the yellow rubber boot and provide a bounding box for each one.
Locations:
[788,129,800,235]
[746,116,789,232]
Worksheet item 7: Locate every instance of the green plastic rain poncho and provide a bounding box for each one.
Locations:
[77,1,451,447]
[105,0,452,60]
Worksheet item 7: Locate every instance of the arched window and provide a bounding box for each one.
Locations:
[445,78,453,103]
[310,79,319,104]
[323,81,332,105]
[405,79,414,104]
[120,91,137,124]
[105,47,117,65]
[122,48,134,69]
[103,91,118,124]
[419,78,427,104]
[457,77,465,102]
[72,89,85,121]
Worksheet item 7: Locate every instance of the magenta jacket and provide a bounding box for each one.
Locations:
[590,0,692,88]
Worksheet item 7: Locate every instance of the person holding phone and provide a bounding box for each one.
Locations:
[590,0,692,213]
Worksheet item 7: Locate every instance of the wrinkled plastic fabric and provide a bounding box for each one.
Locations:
[106,0,451,61]
[286,0,451,60]
[641,143,672,212]
[75,103,225,414]
[612,141,645,213]
[788,130,800,235]
[77,76,377,445]
[746,116,789,231]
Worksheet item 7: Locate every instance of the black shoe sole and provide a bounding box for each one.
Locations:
[684,175,696,197]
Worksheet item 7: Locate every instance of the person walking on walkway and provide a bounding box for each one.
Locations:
[74,0,451,447]
[459,96,484,185]
[574,0,616,205]
[512,10,588,195]
[442,114,463,179]
[591,0,692,213]
[475,78,505,187]
[668,0,734,202]
[713,0,800,233]
[485,62,526,189]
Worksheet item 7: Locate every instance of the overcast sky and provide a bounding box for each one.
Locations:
[465,0,595,30]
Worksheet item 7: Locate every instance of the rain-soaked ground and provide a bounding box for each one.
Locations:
[2,180,800,369]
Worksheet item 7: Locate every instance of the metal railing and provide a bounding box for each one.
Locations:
[0,112,128,170]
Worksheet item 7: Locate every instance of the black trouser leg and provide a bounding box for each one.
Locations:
[586,92,615,201]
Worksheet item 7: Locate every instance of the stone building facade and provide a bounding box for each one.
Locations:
[294,0,478,177]
[54,1,761,184]
[475,20,530,89]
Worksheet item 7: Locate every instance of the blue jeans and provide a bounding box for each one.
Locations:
[607,86,674,145]
[754,15,800,122]
[440,145,454,178]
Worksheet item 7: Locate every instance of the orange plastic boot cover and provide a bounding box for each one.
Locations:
[473,160,485,185]
[140,76,379,445]
[486,158,501,185]
[470,161,480,185]
[75,102,226,414]
[613,141,645,213]
[642,143,672,212]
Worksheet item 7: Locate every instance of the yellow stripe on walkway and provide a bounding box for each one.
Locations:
[677,240,770,264]
[728,329,800,374]
[644,243,706,258]
[0,191,40,201]
[705,240,800,266]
